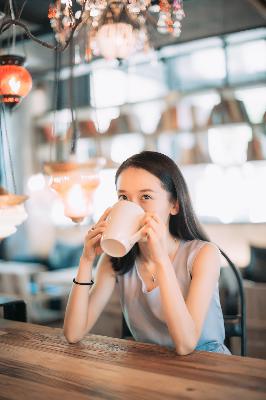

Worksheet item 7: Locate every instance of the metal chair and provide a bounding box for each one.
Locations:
[0,296,27,322]
[219,249,247,356]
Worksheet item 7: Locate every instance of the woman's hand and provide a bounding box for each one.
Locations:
[81,208,111,262]
[140,212,169,264]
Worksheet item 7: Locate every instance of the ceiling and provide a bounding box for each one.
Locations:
[0,0,265,74]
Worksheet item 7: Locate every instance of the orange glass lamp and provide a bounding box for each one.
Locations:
[0,187,28,239]
[44,159,105,223]
[0,55,32,109]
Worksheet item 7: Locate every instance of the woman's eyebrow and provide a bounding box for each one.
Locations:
[118,189,156,193]
[139,189,156,193]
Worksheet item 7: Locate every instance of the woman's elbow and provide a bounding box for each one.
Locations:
[175,344,194,356]
[63,328,83,344]
[175,338,197,355]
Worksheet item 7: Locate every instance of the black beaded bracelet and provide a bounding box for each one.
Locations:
[73,277,94,286]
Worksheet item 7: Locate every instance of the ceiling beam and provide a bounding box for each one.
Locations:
[246,0,266,18]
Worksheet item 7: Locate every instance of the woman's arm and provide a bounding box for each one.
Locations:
[141,213,220,355]
[63,253,116,343]
[63,207,115,343]
[156,243,220,355]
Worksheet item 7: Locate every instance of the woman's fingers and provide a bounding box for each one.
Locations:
[141,212,160,226]
[98,207,112,223]
[87,221,107,238]
[90,233,102,244]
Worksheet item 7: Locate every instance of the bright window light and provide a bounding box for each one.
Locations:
[132,100,164,134]
[127,72,167,103]
[90,69,127,107]
[90,67,166,108]
[245,163,266,223]
[110,133,145,163]
[208,123,252,166]
[228,40,266,78]
[92,168,117,222]
[181,161,266,223]
[178,91,221,130]
[91,107,120,133]
[176,47,226,84]
[235,86,266,124]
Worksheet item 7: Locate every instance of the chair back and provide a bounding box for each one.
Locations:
[0,297,27,322]
[219,249,247,356]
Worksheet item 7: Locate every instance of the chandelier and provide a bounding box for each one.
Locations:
[48,0,185,60]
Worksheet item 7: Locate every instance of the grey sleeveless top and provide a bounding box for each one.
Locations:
[117,239,228,352]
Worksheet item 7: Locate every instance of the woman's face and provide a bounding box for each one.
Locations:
[116,167,178,224]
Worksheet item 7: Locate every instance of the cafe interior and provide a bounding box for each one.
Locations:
[0,0,266,369]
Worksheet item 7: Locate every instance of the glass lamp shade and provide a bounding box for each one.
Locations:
[44,159,105,223]
[0,55,32,109]
[0,187,28,239]
[95,23,137,60]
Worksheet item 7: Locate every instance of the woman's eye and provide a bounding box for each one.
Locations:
[118,194,127,200]
[141,194,152,200]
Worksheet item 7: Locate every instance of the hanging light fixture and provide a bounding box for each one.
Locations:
[0,54,32,109]
[1,1,185,61]
[0,187,28,240]
[48,0,185,60]
[93,22,138,61]
[43,44,105,223]
[0,77,28,239]
[44,159,105,223]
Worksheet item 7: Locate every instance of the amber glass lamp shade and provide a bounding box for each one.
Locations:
[0,187,28,239]
[44,159,105,223]
[0,55,32,109]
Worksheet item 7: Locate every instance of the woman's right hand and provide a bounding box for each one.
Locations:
[81,208,112,262]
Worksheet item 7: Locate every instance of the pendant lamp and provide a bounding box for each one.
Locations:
[0,187,28,239]
[0,54,32,109]
[44,158,105,223]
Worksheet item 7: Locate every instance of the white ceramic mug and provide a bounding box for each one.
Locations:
[100,200,145,257]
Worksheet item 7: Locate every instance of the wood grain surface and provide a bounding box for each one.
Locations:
[0,319,265,400]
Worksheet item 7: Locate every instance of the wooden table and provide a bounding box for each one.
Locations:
[0,320,265,400]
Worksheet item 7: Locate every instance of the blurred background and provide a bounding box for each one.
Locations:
[0,0,265,358]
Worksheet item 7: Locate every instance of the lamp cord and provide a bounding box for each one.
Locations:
[0,104,17,193]
[9,0,16,53]
[69,38,79,155]
[51,48,61,161]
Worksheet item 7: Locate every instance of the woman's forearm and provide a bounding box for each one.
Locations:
[156,259,197,355]
[63,256,94,343]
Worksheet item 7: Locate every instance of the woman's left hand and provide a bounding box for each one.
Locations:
[140,212,169,264]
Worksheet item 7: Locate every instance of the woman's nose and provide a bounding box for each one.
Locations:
[129,199,142,207]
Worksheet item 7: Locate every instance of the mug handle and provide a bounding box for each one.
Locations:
[130,226,147,245]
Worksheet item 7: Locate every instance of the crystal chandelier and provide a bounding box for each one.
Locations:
[48,0,185,60]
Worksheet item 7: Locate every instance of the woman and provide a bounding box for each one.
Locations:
[63,151,231,355]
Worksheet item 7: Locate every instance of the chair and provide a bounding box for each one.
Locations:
[243,280,266,359]
[121,248,247,356]
[0,296,27,322]
[219,249,247,356]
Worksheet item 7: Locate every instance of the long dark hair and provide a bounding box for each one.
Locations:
[111,151,210,275]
